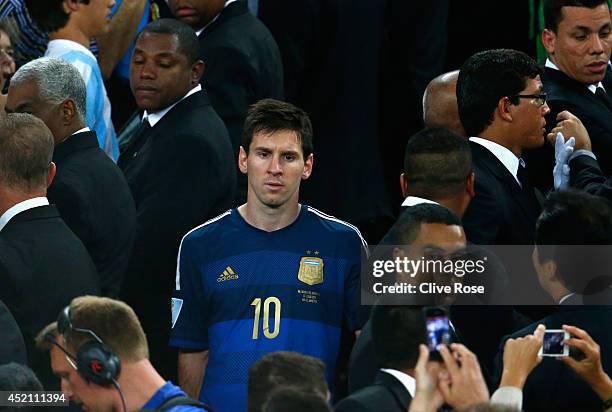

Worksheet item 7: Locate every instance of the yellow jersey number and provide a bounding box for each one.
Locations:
[251,297,281,339]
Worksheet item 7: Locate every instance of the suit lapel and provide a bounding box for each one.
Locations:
[471,142,540,221]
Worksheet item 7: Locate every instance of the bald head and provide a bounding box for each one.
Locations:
[422,70,465,137]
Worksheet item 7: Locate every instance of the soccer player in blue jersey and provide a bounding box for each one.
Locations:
[170,98,367,412]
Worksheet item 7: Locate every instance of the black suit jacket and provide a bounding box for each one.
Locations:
[336,370,411,412]
[528,68,612,191]
[0,299,27,366]
[494,306,612,412]
[47,131,136,298]
[118,90,235,380]
[570,154,612,201]
[545,68,612,175]
[198,0,283,162]
[0,205,100,390]
[463,141,541,246]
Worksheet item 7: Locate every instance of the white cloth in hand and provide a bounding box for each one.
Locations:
[553,132,575,190]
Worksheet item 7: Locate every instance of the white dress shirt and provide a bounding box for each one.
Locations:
[143,84,202,127]
[379,368,416,398]
[401,196,439,207]
[0,197,49,232]
[470,137,523,186]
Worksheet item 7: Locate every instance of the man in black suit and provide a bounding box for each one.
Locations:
[349,204,466,394]
[169,0,283,201]
[458,49,548,247]
[338,305,428,411]
[6,57,136,298]
[0,300,26,366]
[495,190,612,412]
[533,0,612,188]
[0,113,100,393]
[119,19,236,381]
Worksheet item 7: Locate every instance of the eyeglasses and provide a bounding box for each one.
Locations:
[510,93,547,107]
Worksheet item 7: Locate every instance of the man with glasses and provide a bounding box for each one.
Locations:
[457,48,554,328]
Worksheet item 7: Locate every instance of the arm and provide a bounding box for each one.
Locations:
[96,0,147,80]
[408,344,445,412]
[178,349,208,398]
[498,324,544,389]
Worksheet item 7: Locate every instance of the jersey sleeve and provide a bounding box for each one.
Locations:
[169,235,209,350]
[344,231,367,331]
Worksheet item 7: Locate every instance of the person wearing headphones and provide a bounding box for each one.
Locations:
[36,296,210,412]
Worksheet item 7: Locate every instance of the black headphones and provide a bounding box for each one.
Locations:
[46,305,121,386]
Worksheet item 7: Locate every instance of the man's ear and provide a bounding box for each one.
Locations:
[466,171,475,198]
[62,0,79,14]
[47,162,57,188]
[302,153,313,180]
[399,173,408,197]
[191,60,205,85]
[541,29,556,56]
[238,146,248,174]
[497,96,513,122]
[61,99,77,124]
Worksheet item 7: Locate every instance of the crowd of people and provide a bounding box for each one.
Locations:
[0,0,611,411]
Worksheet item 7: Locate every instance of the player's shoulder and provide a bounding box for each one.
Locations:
[181,209,234,244]
[304,206,367,248]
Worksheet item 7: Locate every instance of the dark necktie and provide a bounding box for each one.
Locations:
[517,162,529,190]
[118,118,151,169]
[595,86,612,111]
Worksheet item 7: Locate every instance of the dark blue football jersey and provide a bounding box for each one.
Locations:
[170,205,366,412]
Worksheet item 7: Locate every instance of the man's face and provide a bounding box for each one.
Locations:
[50,341,109,412]
[238,130,313,210]
[168,0,223,29]
[511,76,551,150]
[544,4,612,84]
[130,32,200,112]
[75,0,116,37]
[6,81,63,143]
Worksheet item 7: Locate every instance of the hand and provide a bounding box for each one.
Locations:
[559,325,612,401]
[409,345,445,412]
[500,324,545,389]
[553,133,575,190]
[437,343,490,409]
[547,111,591,151]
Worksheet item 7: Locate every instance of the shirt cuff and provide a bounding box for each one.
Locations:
[569,149,597,162]
[491,386,523,410]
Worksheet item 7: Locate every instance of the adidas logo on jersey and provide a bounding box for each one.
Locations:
[217,266,239,283]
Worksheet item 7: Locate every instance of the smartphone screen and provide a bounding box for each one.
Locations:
[539,330,569,357]
[423,307,452,358]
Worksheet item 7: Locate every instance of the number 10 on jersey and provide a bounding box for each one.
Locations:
[251,297,281,339]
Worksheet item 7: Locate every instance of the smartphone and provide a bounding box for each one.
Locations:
[538,329,570,357]
[423,306,452,360]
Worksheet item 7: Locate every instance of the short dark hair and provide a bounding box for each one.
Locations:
[248,351,327,412]
[403,128,472,198]
[262,387,331,412]
[457,49,542,137]
[380,204,462,245]
[242,99,314,159]
[24,0,90,32]
[536,190,612,294]
[137,18,200,64]
[371,305,427,370]
[544,0,610,32]
[0,363,43,391]
[0,113,53,192]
